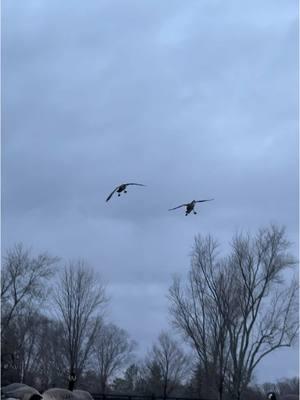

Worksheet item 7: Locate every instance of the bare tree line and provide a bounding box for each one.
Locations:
[1,224,299,400]
[1,245,188,395]
[169,225,298,400]
[1,246,134,390]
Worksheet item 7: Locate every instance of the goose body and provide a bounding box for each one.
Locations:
[168,199,214,216]
[1,384,42,400]
[106,183,146,202]
[43,389,93,400]
[73,391,93,400]
[43,389,74,400]
[2,384,28,395]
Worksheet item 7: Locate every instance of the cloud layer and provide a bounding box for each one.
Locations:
[3,0,298,382]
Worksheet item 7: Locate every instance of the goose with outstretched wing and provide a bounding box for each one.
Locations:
[106,183,146,202]
[168,199,214,216]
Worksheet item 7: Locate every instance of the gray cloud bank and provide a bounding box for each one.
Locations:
[2,0,298,383]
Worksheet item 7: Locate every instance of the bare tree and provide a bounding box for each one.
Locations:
[112,363,141,393]
[54,260,107,389]
[169,236,230,400]
[225,226,298,399]
[14,311,43,384]
[1,243,58,334]
[93,323,136,393]
[169,225,298,400]
[276,377,299,397]
[145,331,190,399]
[21,316,68,389]
[3,312,62,388]
[139,360,163,396]
[1,243,58,383]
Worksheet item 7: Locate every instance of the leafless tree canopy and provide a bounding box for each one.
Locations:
[54,260,107,385]
[93,323,136,393]
[112,364,141,393]
[1,227,298,398]
[144,331,190,398]
[169,225,298,400]
[1,243,58,334]
[1,243,58,383]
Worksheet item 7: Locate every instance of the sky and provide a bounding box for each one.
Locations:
[2,0,299,384]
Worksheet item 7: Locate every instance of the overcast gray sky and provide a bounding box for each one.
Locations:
[2,0,299,384]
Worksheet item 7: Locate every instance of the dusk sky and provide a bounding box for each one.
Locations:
[2,0,299,383]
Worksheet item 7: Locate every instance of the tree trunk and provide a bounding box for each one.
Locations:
[163,383,167,400]
[232,389,241,400]
[100,377,107,394]
[218,383,223,400]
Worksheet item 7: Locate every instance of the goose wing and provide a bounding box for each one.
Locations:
[106,186,119,202]
[195,199,214,203]
[125,183,146,186]
[168,203,188,211]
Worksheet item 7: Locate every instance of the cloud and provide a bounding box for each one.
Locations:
[2,0,298,381]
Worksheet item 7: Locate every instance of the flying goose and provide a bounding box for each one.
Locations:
[168,199,214,216]
[106,183,146,202]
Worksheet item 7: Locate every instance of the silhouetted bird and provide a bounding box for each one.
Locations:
[168,199,214,216]
[68,371,77,391]
[106,183,146,202]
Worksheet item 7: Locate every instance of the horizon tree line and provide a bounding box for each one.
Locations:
[1,224,298,400]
